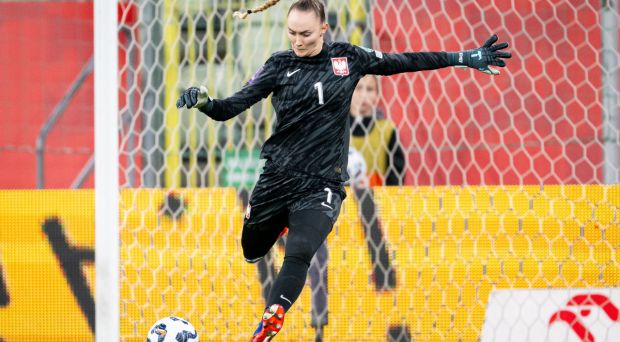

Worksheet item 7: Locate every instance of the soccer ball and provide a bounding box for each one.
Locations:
[347,147,368,188]
[146,316,199,342]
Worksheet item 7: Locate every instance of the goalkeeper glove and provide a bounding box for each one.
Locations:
[176,86,212,110]
[448,34,511,75]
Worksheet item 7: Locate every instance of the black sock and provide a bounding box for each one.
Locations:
[267,256,309,312]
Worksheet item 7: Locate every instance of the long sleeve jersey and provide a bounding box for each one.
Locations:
[200,42,450,183]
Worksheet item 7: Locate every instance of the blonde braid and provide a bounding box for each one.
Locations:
[233,0,281,19]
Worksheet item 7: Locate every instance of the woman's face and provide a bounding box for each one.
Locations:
[287,9,328,57]
[351,75,379,117]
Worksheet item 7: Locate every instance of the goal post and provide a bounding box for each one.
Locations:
[94,0,119,341]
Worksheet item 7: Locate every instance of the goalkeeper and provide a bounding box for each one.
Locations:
[176,0,511,340]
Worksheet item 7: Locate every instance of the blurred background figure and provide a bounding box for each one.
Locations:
[349,75,406,187]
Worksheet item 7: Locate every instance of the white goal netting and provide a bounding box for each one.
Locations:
[117,1,620,341]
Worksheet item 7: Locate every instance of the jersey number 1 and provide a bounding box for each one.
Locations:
[314,82,324,105]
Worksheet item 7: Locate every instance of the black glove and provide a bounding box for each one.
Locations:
[448,34,511,75]
[176,86,212,110]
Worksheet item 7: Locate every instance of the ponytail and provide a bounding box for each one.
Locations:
[233,0,281,20]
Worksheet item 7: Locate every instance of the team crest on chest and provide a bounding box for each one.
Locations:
[331,57,349,76]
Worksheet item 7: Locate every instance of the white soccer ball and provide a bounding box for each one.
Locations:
[347,147,368,188]
[146,316,199,342]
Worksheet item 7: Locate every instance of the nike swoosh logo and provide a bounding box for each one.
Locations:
[280,294,292,304]
[286,69,300,77]
[321,202,333,210]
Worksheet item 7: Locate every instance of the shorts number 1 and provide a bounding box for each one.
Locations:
[323,187,332,204]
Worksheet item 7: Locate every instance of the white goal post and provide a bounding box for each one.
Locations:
[94,0,119,341]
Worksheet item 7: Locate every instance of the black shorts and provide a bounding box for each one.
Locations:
[241,169,345,261]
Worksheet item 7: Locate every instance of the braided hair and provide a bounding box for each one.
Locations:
[233,0,281,20]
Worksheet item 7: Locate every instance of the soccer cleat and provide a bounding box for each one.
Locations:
[250,304,285,342]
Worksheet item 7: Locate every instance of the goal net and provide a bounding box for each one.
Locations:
[115,0,620,341]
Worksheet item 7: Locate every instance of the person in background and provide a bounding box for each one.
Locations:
[350,74,406,186]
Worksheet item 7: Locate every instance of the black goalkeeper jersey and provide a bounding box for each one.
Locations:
[203,42,450,183]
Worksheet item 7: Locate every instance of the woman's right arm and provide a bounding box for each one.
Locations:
[197,56,278,121]
[177,56,277,121]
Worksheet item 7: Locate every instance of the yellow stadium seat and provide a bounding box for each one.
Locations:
[583,222,603,244]
[561,220,581,241]
[605,185,620,207]
[602,263,620,286]
[435,215,450,236]
[540,258,560,285]
[551,197,572,220]
[520,213,540,236]
[467,213,483,236]
[572,199,593,226]
[457,187,475,215]
[592,241,613,265]
[474,187,492,213]
[562,184,585,202]
[134,285,148,306]
[467,259,484,283]
[521,257,539,279]
[423,188,441,217]
[441,187,458,215]
[581,259,603,287]
[502,258,520,279]
[501,212,520,236]
[482,214,503,235]
[541,216,562,239]
[543,185,563,200]
[511,233,530,259]
[586,186,605,204]
[492,234,511,258]
[477,234,493,260]
[452,309,469,337]
[120,281,132,303]
[490,187,511,214]
[485,257,502,283]
[458,232,475,260]
[532,194,550,217]
[442,239,458,261]
[594,203,615,226]
[571,238,590,263]
[530,233,549,261]
[509,186,533,216]
[605,224,620,245]
[449,215,467,236]
[427,237,445,262]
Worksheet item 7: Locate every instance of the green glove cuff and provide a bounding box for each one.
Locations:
[195,86,212,109]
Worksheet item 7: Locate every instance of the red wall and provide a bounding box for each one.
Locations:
[0,2,94,189]
[373,0,607,185]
